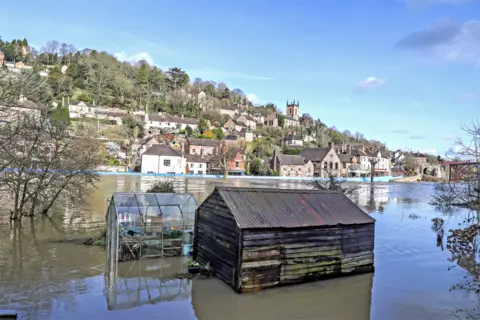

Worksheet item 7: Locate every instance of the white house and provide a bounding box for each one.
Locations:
[219,106,238,118]
[236,114,257,130]
[145,113,198,131]
[352,147,391,176]
[68,101,95,118]
[280,134,303,148]
[185,154,207,175]
[141,145,186,174]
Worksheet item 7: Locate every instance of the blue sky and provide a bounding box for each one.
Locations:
[1,0,479,156]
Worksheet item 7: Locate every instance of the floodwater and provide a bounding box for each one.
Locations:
[0,176,478,320]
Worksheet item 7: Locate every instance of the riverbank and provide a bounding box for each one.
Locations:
[390,174,444,183]
[95,171,401,182]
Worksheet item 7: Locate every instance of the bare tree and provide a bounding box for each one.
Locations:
[368,157,379,184]
[402,155,416,175]
[216,143,241,179]
[41,40,60,65]
[431,121,480,210]
[310,169,359,194]
[0,70,102,220]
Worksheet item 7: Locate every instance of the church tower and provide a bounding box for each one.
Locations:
[286,99,300,120]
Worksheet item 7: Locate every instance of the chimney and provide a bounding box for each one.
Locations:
[181,143,185,158]
[347,144,352,155]
[328,141,333,149]
[362,145,365,152]
[341,143,346,154]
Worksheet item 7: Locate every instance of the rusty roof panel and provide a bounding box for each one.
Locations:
[216,187,375,229]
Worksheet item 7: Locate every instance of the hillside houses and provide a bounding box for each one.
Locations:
[145,113,198,132]
[68,101,145,125]
[280,134,303,148]
[219,106,239,117]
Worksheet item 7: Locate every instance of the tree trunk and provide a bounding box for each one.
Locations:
[223,163,228,179]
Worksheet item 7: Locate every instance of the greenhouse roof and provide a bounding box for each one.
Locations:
[110,192,197,218]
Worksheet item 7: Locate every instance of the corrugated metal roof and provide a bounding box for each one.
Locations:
[215,187,375,229]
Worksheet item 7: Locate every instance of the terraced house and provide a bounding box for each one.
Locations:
[272,152,314,177]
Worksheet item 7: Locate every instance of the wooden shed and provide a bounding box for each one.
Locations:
[193,187,376,293]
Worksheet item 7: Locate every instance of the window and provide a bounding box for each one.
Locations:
[189,170,194,174]
[236,161,240,168]
[329,162,333,169]
[323,162,327,169]
[192,149,196,154]
[190,163,195,168]
[164,159,171,167]
[199,164,203,168]
[335,162,339,170]
[343,163,347,169]
[198,170,203,174]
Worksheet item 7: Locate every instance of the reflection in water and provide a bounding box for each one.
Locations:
[0,176,479,319]
[106,258,192,311]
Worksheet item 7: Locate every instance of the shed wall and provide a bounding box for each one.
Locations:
[240,223,374,293]
[194,190,239,287]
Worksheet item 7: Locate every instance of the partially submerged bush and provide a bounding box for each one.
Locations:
[147,180,175,193]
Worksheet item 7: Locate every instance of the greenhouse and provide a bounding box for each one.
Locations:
[106,192,197,273]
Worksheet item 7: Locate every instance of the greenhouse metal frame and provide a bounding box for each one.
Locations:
[106,192,197,278]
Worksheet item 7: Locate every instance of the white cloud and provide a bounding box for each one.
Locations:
[114,51,154,64]
[396,20,480,66]
[354,77,387,90]
[420,148,438,155]
[187,67,274,81]
[246,94,261,104]
[443,135,458,141]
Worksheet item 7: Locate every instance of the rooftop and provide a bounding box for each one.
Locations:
[211,187,375,229]
[300,148,331,162]
[187,138,222,147]
[185,153,206,163]
[142,145,182,157]
[276,153,306,165]
[148,114,198,125]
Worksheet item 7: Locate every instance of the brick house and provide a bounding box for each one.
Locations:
[264,113,278,127]
[300,146,342,177]
[186,138,222,156]
[272,152,314,177]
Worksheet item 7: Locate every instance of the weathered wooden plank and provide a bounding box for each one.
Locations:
[242,228,343,240]
[198,210,236,228]
[281,260,339,271]
[243,236,343,247]
[196,233,237,252]
[197,220,237,239]
[342,251,374,258]
[196,243,236,266]
[242,259,281,269]
[200,204,234,218]
[283,245,342,255]
[242,249,281,262]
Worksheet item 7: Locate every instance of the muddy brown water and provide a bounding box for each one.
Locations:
[0,176,478,320]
